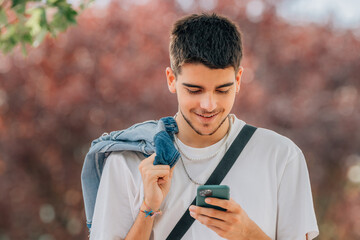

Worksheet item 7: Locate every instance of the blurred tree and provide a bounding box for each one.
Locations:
[0,0,359,239]
[0,0,92,55]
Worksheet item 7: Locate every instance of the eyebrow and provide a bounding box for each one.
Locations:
[182,82,234,89]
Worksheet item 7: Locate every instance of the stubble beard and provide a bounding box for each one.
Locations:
[179,110,229,136]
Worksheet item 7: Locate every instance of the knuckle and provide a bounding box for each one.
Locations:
[156,165,166,170]
[144,170,152,178]
[208,209,216,216]
[203,218,212,225]
[160,165,170,171]
[230,216,238,223]
[195,216,203,223]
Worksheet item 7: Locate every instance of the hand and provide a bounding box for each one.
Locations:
[138,153,175,210]
[189,198,271,240]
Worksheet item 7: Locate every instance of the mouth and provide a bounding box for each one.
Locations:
[195,112,219,121]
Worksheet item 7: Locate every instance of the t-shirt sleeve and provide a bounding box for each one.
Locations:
[276,148,319,240]
[89,152,142,240]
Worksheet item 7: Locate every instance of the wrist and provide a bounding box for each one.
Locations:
[140,200,162,218]
[143,198,161,211]
[245,219,271,240]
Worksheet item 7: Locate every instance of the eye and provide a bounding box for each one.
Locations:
[216,89,230,94]
[186,89,201,94]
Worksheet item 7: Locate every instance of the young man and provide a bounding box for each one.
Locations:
[88,13,319,239]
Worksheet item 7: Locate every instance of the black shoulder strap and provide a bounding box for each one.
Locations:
[166,124,257,240]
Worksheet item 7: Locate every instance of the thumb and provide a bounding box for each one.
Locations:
[169,165,175,178]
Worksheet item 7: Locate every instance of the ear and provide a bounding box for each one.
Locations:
[235,66,243,93]
[166,67,177,93]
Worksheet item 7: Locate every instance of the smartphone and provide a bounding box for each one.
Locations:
[196,185,230,211]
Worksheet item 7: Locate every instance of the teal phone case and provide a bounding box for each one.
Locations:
[196,185,230,211]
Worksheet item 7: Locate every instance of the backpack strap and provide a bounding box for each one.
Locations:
[166,124,257,240]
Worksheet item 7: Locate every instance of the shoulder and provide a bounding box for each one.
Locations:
[233,116,302,160]
[255,127,299,148]
[92,118,166,145]
[104,151,145,179]
[257,127,303,159]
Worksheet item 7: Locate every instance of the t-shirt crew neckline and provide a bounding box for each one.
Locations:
[175,114,243,161]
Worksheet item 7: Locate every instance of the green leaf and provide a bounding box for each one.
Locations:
[47,0,63,6]
[39,6,48,27]
[50,11,67,33]
[64,8,77,24]
[0,0,88,54]
[11,0,28,8]
[0,25,18,53]
[80,0,95,11]
[32,28,47,47]
[25,7,45,35]
[22,31,33,43]
[0,7,7,26]
[13,3,27,15]
[1,24,16,41]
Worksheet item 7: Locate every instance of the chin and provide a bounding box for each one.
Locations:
[196,128,218,136]
[191,113,228,136]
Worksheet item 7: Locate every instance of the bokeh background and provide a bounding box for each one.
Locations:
[0,0,360,239]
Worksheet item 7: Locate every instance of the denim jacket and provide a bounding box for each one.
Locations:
[81,117,180,230]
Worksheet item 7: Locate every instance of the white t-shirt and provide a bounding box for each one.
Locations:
[90,115,319,240]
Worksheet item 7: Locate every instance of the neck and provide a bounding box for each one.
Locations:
[175,113,230,148]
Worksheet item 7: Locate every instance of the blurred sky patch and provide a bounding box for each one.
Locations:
[87,0,360,30]
[278,0,360,29]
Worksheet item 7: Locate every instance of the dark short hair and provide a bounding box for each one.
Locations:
[169,13,243,76]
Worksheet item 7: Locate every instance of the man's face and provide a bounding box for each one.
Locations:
[166,63,242,136]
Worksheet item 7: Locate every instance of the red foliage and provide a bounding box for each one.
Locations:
[0,0,359,238]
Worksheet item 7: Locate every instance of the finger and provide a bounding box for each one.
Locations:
[169,165,175,178]
[189,211,229,231]
[189,205,228,221]
[204,198,241,213]
[140,161,170,171]
[149,169,171,177]
[157,178,166,184]
[139,153,156,170]
[143,153,156,163]
[152,164,171,171]
[143,169,171,182]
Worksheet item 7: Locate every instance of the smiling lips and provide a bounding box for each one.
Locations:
[199,114,217,118]
[195,112,219,122]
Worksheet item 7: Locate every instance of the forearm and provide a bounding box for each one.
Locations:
[126,153,173,239]
[245,219,271,240]
[125,203,155,240]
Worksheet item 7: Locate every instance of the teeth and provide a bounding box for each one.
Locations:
[200,114,216,118]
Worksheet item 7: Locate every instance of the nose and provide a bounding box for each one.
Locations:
[200,93,217,112]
